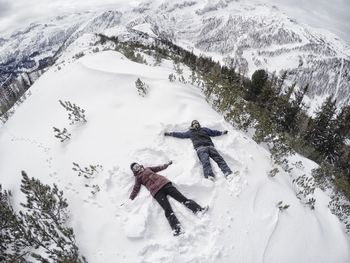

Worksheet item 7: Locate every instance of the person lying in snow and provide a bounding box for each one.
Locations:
[129,161,208,236]
[164,120,232,179]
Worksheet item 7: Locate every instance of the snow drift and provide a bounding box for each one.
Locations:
[0,49,349,262]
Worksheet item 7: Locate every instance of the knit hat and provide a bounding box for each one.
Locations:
[191,120,200,128]
[130,162,138,171]
[130,162,143,175]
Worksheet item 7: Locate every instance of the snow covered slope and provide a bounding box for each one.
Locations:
[1,0,350,113]
[1,47,349,262]
[124,0,350,108]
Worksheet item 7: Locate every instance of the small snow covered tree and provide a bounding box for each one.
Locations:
[277,201,290,211]
[0,185,27,262]
[268,167,279,177]
[0,172,86,262]
[312,164,350,232]
[328,195,350,233]
[135,53,147,64]
[276,70,287,94]
[334,105,350,140]
[19,171,86,262]
[173,60,183,75]
[73,52,85,59]
[293,174,316,209]
[153,52,162,66]
[135,78,148,97]
[72,162,103,179]
[190,70,197,85]
[59,100,87,125]
[72,163,102,196]
[179,75,187,84]
[84,184,100,195]
[246,69,268,101]
[304,95,337,161]
[168,73,176,82]
[53,127,71,142]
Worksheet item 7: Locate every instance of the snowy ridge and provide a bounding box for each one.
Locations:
[1,47,349,262]
[1,0,350,113]
[124,0,350,108]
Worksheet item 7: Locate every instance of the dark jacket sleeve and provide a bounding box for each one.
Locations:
[168,130,191,139]
[149,164,169,173]
[203,127,224,137]
[129,177,142,200]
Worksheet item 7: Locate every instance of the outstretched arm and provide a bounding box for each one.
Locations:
[149,161,173,173]
[203,127,228,137]
[164,130,191,139]
[129,177,142,200]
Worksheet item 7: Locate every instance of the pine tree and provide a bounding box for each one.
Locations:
[0,186,12,259]
[282,84,308,134]
[331,105,350,169]
[256,78,277,110]
[0,173,86,262]
[135,78,148,97]
[135,53,146,64]
[335,105,350,140]
[19,171,85,262]
[277,201,290,211]
[293,174,316,209]
[72,162,103,179]
[276,71,287,95]
[53,127,71,142]
[0,185,28,262]
[246,69,268,101]
[168,73,176,82]
[304,95,337,162]
[173,60,183,75]
[190,69,197,85]
[335,146,350,179]
[59,100,87,125]
[153,51,162,66]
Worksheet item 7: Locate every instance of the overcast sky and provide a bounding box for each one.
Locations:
[0,0,349,43]
[266,0,350,44]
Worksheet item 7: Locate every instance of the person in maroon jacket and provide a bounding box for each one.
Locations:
[129,161,207,236]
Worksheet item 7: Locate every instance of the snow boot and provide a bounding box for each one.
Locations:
[197,205,209,216]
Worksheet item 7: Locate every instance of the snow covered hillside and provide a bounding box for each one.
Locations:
[1,0,350,115]
[1,46,350,262]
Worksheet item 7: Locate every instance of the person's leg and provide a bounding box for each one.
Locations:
[164,185,204,214]
[154,189,182,235]
[208,146,232,176]
[196,147,215,178]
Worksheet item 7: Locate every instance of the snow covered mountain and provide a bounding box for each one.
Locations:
[1,0,350,115]
[1,34,350,262]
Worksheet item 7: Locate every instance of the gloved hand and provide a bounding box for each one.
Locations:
[223,130,228,135]
[167,160,173,166]
[164,132,171,136]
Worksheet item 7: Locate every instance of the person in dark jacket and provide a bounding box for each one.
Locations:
[164,120,232,179]
[129,161,207,236]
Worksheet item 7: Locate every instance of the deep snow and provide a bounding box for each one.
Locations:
[0,50,349,262]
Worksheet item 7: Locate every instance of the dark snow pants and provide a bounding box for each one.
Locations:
[154,183,203,235]
[196,146,232,178]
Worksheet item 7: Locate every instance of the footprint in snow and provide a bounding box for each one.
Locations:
[66,182,80,195]
[138,243,173,263]
[92,201,102,208]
